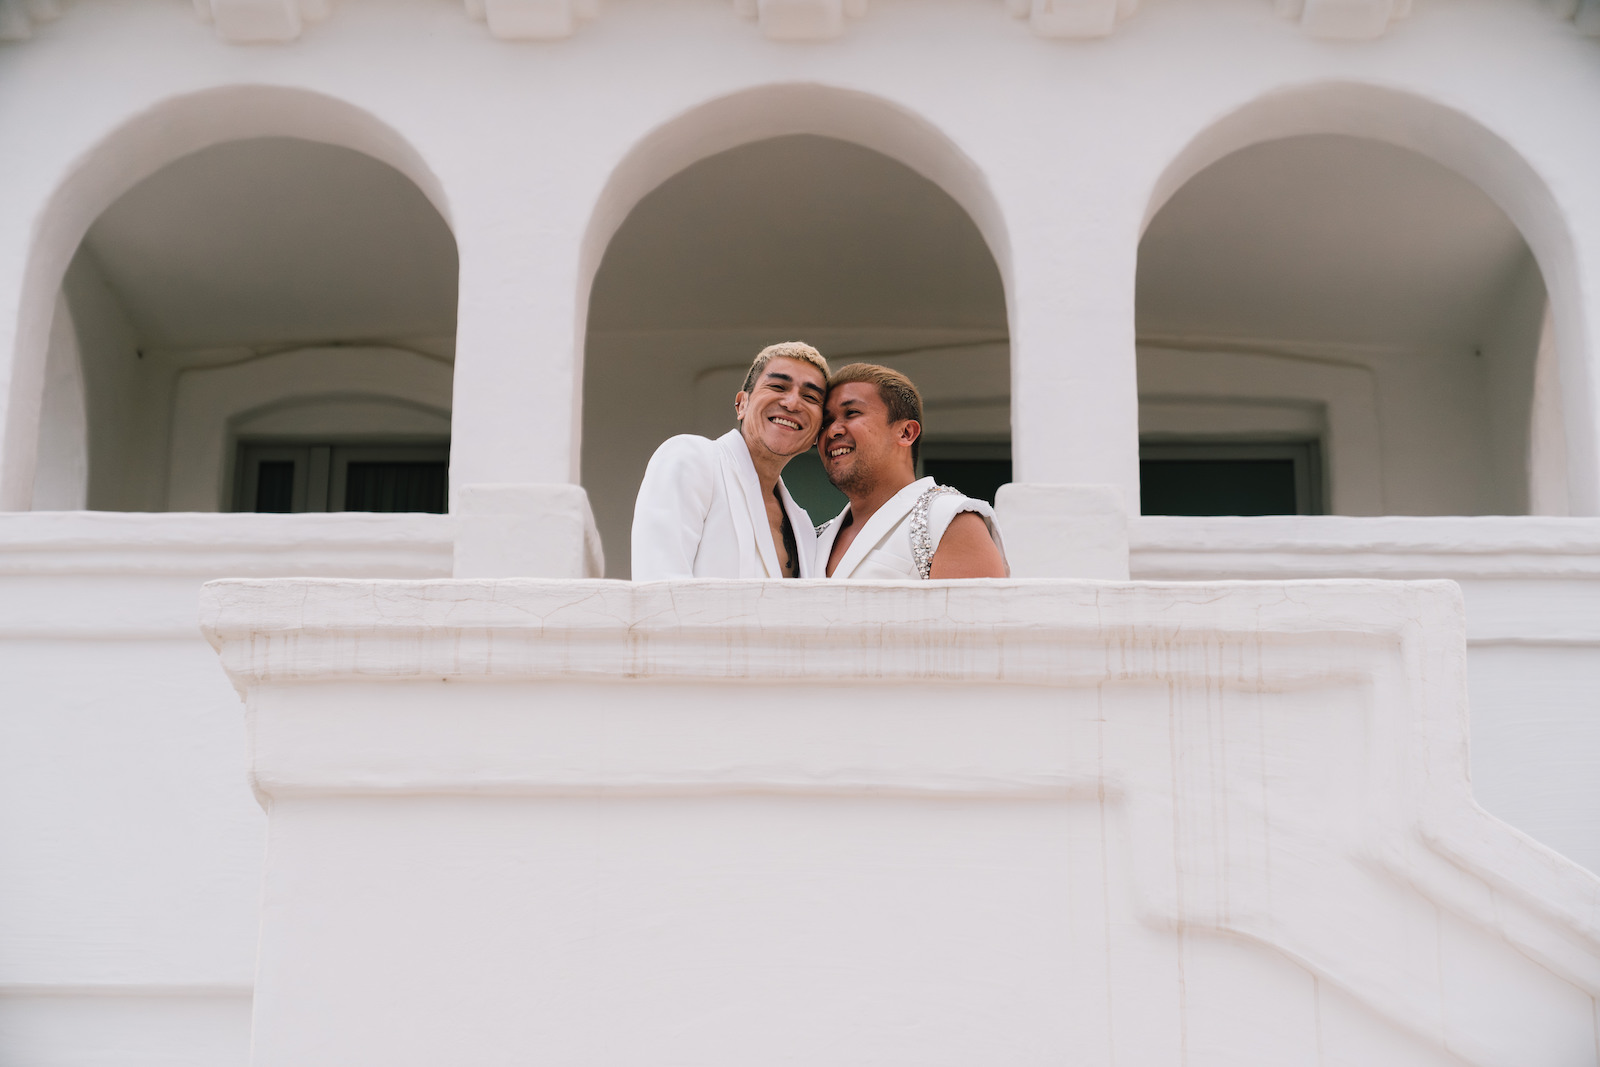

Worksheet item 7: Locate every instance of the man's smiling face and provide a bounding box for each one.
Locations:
[820,381,917,493]
[735,357,827,461]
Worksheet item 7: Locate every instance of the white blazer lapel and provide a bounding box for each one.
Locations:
[716,429,780,579]
[777,478,819,578]
[813,504,849,577]
[829,479,930,579]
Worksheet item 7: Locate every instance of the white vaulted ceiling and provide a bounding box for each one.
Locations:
[1137,134,1536,351]
[588,134,1007,333]
[83,137,458,350]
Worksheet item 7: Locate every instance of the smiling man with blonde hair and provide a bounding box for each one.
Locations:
[632,341,830,579]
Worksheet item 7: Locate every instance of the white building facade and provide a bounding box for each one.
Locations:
[2,0,1599,1063]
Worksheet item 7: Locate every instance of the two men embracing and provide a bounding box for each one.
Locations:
[632,341,1008,582]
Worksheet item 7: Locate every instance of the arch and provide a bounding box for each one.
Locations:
[1,84,453,510]
[1143,81,1594,513]
[573,83,1015,471]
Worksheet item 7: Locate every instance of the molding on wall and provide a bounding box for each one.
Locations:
[6,0,1590,43]
[0,512,455,577]
[202,577,1600,1059]
[1273,0,1409,40]
[191,0,330,43]
[1003,0,1138,38]
[463,0,599,41]
[0,983,253,999]
[1130,515,1600,579]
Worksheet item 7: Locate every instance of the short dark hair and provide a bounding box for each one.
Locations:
[828,363,924,464]
[742,341,829,394]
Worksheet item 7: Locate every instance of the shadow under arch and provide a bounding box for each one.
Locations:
[2,83,454,510]
[573,82,1015,470]
[1142,80,1595,514]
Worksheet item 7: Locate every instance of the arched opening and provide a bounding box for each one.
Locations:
[1135,85,1585,518]
[30,135,458,513]
[582,132,1009,577]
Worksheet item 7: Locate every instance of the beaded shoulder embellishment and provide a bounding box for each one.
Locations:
[910,485,963,579]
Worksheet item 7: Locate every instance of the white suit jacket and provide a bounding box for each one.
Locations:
[815,477,1006,580]
[631,429,820,580]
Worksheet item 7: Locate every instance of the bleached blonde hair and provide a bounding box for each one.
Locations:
[741,341,830,394]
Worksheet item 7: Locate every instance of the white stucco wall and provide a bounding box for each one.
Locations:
[1,0,1597,514]
[201,577,1600,1067]
[29,292,86,510]
[3,3,1600,1065]
[0,513,453,1066]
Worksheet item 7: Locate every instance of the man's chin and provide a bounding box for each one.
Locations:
[827,464,865,495]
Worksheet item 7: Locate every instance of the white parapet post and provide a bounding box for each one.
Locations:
[995,483,1129,579]
[451,483,605,578]
[201,579,1600,1067]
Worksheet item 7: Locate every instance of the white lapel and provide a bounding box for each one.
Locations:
[716,429,780,579]
[829,478,932,579]
[777,478,819,578]
[815,504,849,577]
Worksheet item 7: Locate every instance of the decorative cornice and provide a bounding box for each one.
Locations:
[1006,0,1139,39]
[2,0,1595,43]
[462,0,599,41]
[734,0,867,41]
[1273,0,1409,40]
[192,0,330,43]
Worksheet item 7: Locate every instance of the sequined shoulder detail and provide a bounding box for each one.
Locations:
[814,520,832,537]
[910,485,963,580]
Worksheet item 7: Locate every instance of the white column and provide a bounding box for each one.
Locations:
[443,160,604,577]
[995,150,1142,578]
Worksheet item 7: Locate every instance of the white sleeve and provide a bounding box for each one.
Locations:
[631,436,718,581]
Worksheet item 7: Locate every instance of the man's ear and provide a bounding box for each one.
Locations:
[899,420,922,447]
[733,390,749,422]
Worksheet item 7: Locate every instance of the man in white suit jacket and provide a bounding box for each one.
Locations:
[631,342,829,580]
[815,363,1008,581]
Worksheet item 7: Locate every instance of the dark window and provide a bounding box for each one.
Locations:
[254,461,297,513]
[922,458,1012,505]
[236,442,449,513]
[1139,441,1322,516]
[920,442,1012,504]
[344,461,447,514]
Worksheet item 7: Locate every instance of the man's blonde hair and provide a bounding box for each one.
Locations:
[742,341,830,394]
[827,362,924,464]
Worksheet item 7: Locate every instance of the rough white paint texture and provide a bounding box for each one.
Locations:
[994,482,1129,579]
[201,578,1600,1067]
[451,483,604,579]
